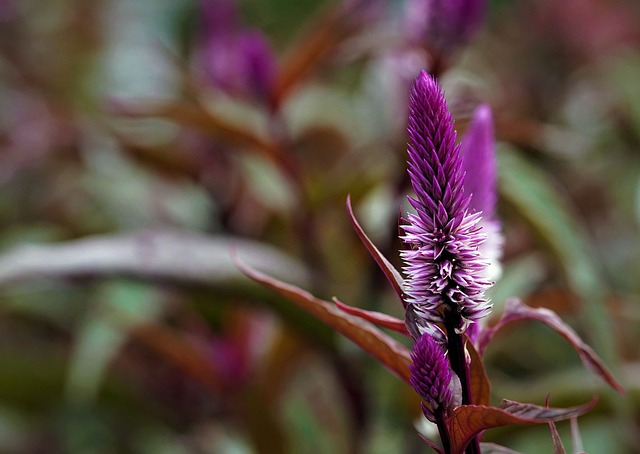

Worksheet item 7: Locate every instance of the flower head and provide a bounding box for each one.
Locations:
[410,333,455,422]
[196,0,276,102]
[404,0,488,55]
[460,103,503,283]
[401,71,492,339]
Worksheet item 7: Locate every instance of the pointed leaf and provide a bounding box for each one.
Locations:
[333,298,409,335]
[236,258,412,383]
[478,299,623,393]
[418,433,444,454]
[448,398,596,454]
[346,195,406,305]
[467,339,490,406]
[479,443,523,454]
[549,420,567,454]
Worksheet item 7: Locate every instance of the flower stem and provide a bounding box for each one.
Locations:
[444,311,480,454]
[434,407,451,453]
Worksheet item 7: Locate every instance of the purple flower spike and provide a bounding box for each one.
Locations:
[460,105,496,218]
[410,333,455,422]
[405,0,488,54]
[460,104,503,284]
[401,71,492,339]
[196,0,276,102]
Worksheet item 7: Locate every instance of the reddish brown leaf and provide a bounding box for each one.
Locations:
[333,298,409,335]
[549,420,567,454]
[346,195,406,306]
[272,2,367,107]
[109,100,282,164]
[418,433,444,454]
[236,258,413,383]
[448,398,596,454]
[478,298,624,393]
[467,340,491,406]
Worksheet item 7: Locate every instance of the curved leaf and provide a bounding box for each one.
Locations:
[467,340,490,406]
[346,195,406,306]
[448,398,597,454]
[478,299,624,393]
[236,258,412,383]
[0,230,309,289]
[332,298,409,335]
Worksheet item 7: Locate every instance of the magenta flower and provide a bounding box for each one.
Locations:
[460,104,503,281]
[410,333,456,422]
[195,0,276,102]
[401,71,492,340]
[404,0,488,55]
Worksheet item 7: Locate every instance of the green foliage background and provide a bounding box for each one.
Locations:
[0,0,639,452]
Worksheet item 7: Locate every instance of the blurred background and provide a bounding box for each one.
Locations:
[1,0,640,452]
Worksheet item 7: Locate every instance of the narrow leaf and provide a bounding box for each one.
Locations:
[549,420,567,454]
[346,195,406,305]
[479,443,523,454]
[333,298,409,335]
[478,299,624,393]
[467,339,490,406]
[499,398,597,420]
[236,258,412,383]
[0,230,309,289]
[448,399,596,454]
[110,100,282,163]
[418,433,444,454]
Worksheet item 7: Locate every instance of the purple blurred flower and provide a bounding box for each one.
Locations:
[410,332,455,422]
[196,0,276,102]
[404,0,488,55]
[460,104,503,283]
[401,71,492,340]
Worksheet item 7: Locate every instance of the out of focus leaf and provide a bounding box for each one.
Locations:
[479,443,522,453]
[0,230,309,288]
[549,420,566,454]
[272,1,369,108]
[497,145,616,364]
[448,398,597,454]
[236,259,412,383]
[110,100,284,165]
[66,281,164,404]
[332,297,409,335]
[478,299,623,393]
[346,195,405,306]
[570,418,585,454]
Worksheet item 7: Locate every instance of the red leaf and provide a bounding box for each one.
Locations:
[448,398,597,454]
[549,420,567,454]
[235,258,413,383]
[333,298,409,335]
[478,298,624,393]
[418,433,444,454]
[467,339,491,406]
[346,195,406,306]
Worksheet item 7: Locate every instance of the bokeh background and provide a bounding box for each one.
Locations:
[1,0,640,452]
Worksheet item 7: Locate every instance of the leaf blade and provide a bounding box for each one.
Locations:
[236,258,413,383]
[478,299,624,393]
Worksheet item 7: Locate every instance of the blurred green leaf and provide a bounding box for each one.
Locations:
[65,281,165,404]
[497,145,616,364]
